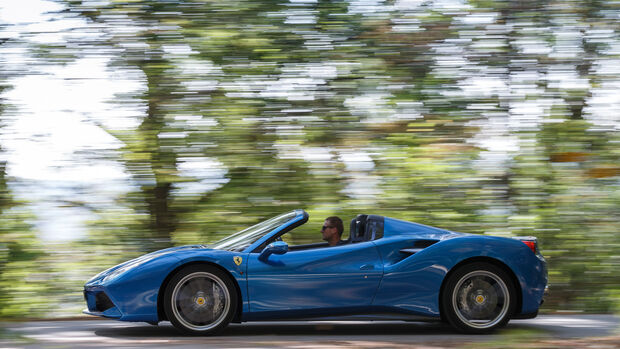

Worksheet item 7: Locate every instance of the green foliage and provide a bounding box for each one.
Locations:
[0,171,51,317]
[0,0,618,319]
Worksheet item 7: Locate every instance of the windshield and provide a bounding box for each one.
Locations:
[209,210,300,252]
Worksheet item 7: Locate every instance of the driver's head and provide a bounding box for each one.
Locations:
[324,216,343,237]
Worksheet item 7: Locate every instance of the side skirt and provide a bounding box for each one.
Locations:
[512,310,538,320]
[241,306,441,322]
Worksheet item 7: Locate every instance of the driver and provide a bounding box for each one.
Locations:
[321,216,344,246]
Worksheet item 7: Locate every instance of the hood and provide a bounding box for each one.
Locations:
[86,244,209,285]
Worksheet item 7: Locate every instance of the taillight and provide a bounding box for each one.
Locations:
[522,240,537,253]
[513,236,538,254]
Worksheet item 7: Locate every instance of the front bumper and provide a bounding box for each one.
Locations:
[83,288,122,318]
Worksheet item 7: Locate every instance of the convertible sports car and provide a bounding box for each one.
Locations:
[84,210,547,334]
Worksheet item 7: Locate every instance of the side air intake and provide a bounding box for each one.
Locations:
[400,240,439,256]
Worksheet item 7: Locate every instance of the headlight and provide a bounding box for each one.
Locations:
[87,269,108,283]
[102,255,157,283]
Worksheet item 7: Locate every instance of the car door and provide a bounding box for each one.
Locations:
[246,241,383,314]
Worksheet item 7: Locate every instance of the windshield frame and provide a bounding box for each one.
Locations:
[209,210,306,252]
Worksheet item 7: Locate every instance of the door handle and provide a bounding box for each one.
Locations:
[360,264,374,270]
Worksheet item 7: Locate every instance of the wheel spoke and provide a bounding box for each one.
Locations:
[195,277,212,291]
[170,271,231,332]
[186,279,202,295]
[177,285,194,301]
[452,269,510,330]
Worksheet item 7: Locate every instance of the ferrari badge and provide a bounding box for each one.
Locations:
[234,256,243,266]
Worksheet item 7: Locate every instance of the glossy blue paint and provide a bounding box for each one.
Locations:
[245,240,383,317]
[84,245,250,322]
[258,241,289,262]
[83,209,547,328]
[372,234,546,316]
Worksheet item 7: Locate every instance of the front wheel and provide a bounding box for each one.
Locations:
[441,262,516,334]
[164,265,237,335]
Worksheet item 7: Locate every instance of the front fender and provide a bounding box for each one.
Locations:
[101,254,182,321]
[155,249,250,317]
[100,249,249,322]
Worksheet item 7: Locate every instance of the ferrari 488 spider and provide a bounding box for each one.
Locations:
[84,210,547,334]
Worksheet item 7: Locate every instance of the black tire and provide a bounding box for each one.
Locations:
[164,265,238,335]
[441,262,516,334]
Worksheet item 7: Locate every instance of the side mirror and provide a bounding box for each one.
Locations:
[258,241,288,262]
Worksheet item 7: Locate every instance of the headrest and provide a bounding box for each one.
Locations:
[349,214,368,242]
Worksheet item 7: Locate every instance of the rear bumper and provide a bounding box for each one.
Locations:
[541,284,549,306]
[514,284,548,320]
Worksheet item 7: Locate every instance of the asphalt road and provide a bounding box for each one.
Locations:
[1,315,618,348]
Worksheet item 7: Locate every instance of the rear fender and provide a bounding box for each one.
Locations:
[372,235,546,316]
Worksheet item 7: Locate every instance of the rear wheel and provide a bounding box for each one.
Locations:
[164,265,237,335]
[441,262,516,334]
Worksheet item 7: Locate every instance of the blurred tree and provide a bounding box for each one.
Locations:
[360,1,485,231]
[59,0,620,315]
[68,0,378,246]
[178,0,375,239]
[489,0,620,311]
[0,72,50,318]
[67,0,201,252]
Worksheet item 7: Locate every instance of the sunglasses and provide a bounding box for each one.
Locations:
[321,225,334,231]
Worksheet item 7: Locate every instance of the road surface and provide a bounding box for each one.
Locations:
[1,315,618,348]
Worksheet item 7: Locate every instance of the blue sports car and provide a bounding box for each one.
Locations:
[84,210,547,334]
